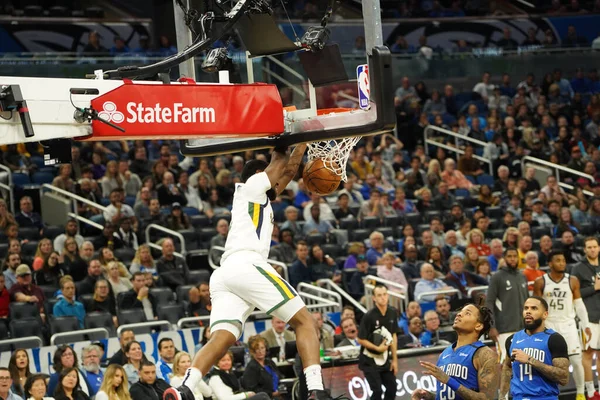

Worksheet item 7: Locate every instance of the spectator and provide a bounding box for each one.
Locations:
[269,229,296,265]
[77,260,108,297]
[561,229,583,264]
[48,346,91,397]
[3,253,21,289]
[169,352,213,400]
[400,245,423,280]
[23,373,51,400]
[392,187,416,214]
[435,298,455,328]
[123,341,145,386]
[155,238,189,290]
[187,282,212,321]
[103,189,136,227]
[358,189,384,222]
[349,255,369,300]
[537,235,554,266]
[130,244,158,276]
[441,158,474,190]
[414,263,451,304]
[119,272,157,320]
[564,25,588,47]
[32,238,53,272]
[312,311,334,350]
[94,365,131,400]
[208,352,256,399]
[420,310,443,346]
[157,172,187,207]
[458,146,484,177]
[61,238,88,282]
[497,27,519,49]
[155,338,176,384]
[106,261,133,300]
[108,329,136,366]
[242,335,282,398]
[377,252,408,291]
[53,367,90,400]
[280,206,303,239]
[523,251,544,290]
[394,77,417,111]
[86,279,117,327]
[302,204,334,235]
[467,228,490,256]
[289,241,311,289]
[7,350,31,399]
[129,361,170,400]
[9,264,45,318]
[14,196,43,234]
[444,255,488,298]
[487,238,504,272]
[336,317,360,347]
[517,235,534,269]
[110,36,130,56]
[307,244,338,282]
[82,31,107,54]
[81,345,103,396]
[443,230,466,259]
[398,316,424,348]
[53,276,86,328]
[52,165,75,192]
[473,72,494,102]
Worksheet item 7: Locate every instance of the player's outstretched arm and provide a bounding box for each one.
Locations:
[275,144,307,195]
[499,354,512,400]
[532,277,544,297]
[454,346,499,400]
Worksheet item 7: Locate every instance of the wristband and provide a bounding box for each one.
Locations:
[446,378,460,392]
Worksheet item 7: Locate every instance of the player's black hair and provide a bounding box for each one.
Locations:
[547,250,565,263]
[527,295,549,311]
[472,295,494,336]
[241,159,269,183]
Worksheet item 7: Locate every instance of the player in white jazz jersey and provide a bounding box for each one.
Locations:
[533,250,592,400]
[164,144,337,400]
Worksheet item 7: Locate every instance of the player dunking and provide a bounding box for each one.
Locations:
[533,250,591,400]
[164,144,335,400]
[412,302,498,400]
[500,296,570,400]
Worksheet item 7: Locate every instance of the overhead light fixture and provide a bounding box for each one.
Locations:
[201,47,231,73]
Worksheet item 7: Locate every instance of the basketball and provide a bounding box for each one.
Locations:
[302,158,342,195]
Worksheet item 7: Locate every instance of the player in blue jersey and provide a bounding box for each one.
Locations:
[411,302,498,400]
[500,296,570,400]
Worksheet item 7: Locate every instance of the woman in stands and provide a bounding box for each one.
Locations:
[208,352,256,400]
[123,341,144,386]
[464,247,482,273]
[456,219,471,247]
[32,238,53,271]
[94,365,130,400]
[392,188,416,215]
[477,185,500,210]
[426,246,448,277]
[502,226,522,249]
[399,236,417,260]
[53,368,90,400]
[170,352,213,400]
[308,244,338,282]
[195,174,212,202]
[129,244,157,277]
[33,251,65,287]
[475,259,492,282]
[105,261,132,301]
[553,207,581,238]
[47,346,91,397]
[51,165,75,193]
[467,228,491,256]
[242,335,283,398]
[151,161,166,187]
[343,242,366,269]
[0,199,16,231]
[166,204,191,231]
[86,279,118,327]
[98,248,130,279]
[100,160,123,198]
[8,348,31,398]
[61,239,87,282]
[24,373,53,400]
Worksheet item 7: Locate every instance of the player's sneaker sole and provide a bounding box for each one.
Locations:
[163,387,193,400]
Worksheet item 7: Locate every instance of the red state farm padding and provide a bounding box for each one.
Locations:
[89,81,284,140]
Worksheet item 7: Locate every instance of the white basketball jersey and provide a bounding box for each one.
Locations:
[221,172,274,262]
[543,273,575,324]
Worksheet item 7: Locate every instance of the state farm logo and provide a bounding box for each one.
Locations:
[98,102,124,124]
[97,101,216,124]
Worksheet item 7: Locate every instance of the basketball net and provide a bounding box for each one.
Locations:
[306,136,362,182]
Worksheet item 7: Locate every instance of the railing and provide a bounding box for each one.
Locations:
[0,336,43,350]
[522,156,595,197]
[0,164,14,214]
[208,245,290,282]
[50,328,109,345]
[297,283,343,313]
[424,126,494,175]
[363,275,407,314]
[316,279,367,314]
[145,224,186,257]
[41,183,106,231]
[416,288,460,303]
[467,285,489,297]
[117,320,173,335]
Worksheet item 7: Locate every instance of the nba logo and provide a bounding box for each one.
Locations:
[356,64,370,110]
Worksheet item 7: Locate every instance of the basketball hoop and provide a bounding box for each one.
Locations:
[306,136,361,182]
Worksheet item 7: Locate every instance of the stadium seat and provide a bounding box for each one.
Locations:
[455,189,470,198]
[29,155,44,169]
[9,302,40,321]
[44,298,60,317]
[190,215,211,229]
[404,213,421,227]
[157,303,184,325]
[114,248,135,264]
[306,233,326,246]
[188,270,210,285]
[486,206,503,220]
[176,284,196,303]
[488,229,504,239]
[321,243,343,258]
[149,288,175,305]
[361,217,380,229]
[19,227,40,241]
[0,322,8,341]
[117,309,147,326]
[38,285,58,299]
[178,229,199,249]
[339,218,359,230]
[466,175,477,185]
[198,227,217,246]
[579,222,593,235]
[349,229,370,242]
[22,241,38,256]
[12,173,30,186]
[78,294,93,309]
[32,172,54,185]
[10,318,43,340]
[182,207,200,216]
[229,346,246,367]
[384,215,401,228]
[0,243,8,260]
[424,211,441,222]
[477,174,494,187]
[85,312,117,337]
[532,226,549,239]
[49,316,79,336]
[378,227,394,239]
[213,214,231,225]
[44,225,64,241]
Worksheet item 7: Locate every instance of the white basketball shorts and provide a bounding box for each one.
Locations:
[545,320,582,355]
[208,250,305,339]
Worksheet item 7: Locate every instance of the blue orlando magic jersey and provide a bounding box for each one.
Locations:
[508,329,567,400]
[436,341,485,400]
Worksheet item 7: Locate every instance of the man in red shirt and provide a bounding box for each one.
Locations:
[9,264,46,321]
